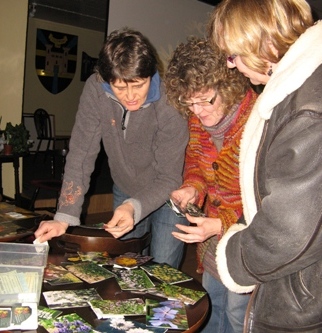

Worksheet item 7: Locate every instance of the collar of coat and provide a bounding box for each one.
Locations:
[241,20,322,225]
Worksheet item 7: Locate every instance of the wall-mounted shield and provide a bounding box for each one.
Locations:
[35,29,78,94]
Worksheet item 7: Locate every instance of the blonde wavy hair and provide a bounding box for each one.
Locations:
[208,0,314,74]
[164,37,250,116]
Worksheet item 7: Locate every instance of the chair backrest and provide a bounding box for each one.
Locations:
[34,108,53,139]
[50,231,152,255]
[53,147,69,179]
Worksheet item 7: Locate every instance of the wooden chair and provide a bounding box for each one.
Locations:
[50,229,152,255]
[29,148,68,212]
[33,108,69,161]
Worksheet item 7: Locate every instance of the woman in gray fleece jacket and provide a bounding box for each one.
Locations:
[35,28,189,268]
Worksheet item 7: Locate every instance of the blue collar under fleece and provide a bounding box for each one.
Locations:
[101,72,161,105]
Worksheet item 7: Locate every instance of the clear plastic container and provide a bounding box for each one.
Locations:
[0,242,49,305]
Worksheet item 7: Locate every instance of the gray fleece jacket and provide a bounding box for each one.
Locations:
[54,72,188,226]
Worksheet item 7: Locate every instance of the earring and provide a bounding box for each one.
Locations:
[184,109,191,118]
[267,65,273,76]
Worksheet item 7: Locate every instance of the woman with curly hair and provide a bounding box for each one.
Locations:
[164,37,258,332]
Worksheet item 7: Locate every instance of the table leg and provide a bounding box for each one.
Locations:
[13,156,21,205]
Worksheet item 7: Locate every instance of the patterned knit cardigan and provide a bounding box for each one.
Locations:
[181,89,258,272]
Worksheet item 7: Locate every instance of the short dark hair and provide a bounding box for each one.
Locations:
[96,27,158,83]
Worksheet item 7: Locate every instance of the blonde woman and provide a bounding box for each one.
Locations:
[209,0,322,332]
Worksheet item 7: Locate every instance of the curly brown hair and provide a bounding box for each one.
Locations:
[164,37,250,116]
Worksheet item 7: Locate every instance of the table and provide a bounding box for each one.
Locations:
[0,153,24,205]
[0,202,41,242]
[36,254,209,333]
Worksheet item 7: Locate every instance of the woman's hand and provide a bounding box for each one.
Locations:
[34,220,69,242]
[104,202,135,238]
[172,214,222,243]
[171,187,198,212]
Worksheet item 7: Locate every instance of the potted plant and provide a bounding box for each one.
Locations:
[3,122,33,155]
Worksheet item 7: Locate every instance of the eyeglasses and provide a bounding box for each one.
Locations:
[227,54,237,64]
[178,93,217,108]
